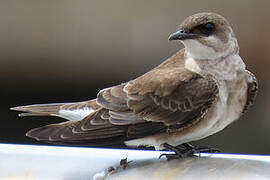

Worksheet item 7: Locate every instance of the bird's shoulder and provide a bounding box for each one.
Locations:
[124,49,200,97]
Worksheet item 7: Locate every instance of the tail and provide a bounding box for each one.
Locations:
[10,103,64,117]
[10,99,100,121]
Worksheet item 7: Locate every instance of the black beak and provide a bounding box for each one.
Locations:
[168,30,197,41]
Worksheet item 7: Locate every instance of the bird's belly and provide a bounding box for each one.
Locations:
[206,76,248,136]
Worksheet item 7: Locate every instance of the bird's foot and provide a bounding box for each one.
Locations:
[159,143,219,160]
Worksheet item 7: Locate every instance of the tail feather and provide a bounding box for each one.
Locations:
[19,112,51,117]
[10,103,64,117]
[10,100,100,121]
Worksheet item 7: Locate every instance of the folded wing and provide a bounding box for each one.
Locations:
[13,50,219,146]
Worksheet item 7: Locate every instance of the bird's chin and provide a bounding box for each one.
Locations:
[183,40,222,60]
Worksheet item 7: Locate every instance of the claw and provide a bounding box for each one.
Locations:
[159,153,168,159]
[160,143,220,160]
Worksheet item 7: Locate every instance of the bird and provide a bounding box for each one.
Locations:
[11,12,258,155]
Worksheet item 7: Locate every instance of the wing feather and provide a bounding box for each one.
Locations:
[19,50,219,146]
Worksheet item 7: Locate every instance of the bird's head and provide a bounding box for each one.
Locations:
[169,12,239,60]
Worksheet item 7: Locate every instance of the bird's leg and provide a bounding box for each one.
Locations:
[159,143,220,160]
[182,143,220,157]
[159,143,192,160]
[182,142,195,149]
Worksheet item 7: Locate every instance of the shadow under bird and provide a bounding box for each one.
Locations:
[11,12,258,157]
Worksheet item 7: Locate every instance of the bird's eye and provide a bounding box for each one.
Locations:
[199,23,215,36]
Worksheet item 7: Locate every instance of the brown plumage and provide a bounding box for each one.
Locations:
[11,12,258,149]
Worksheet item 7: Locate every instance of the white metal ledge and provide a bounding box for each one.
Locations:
[0,143,270,180]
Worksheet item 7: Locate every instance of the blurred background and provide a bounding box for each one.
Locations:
[0,0,269,154]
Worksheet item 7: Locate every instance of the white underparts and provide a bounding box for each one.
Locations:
[185,54,246,81]
[58,107,94,121]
